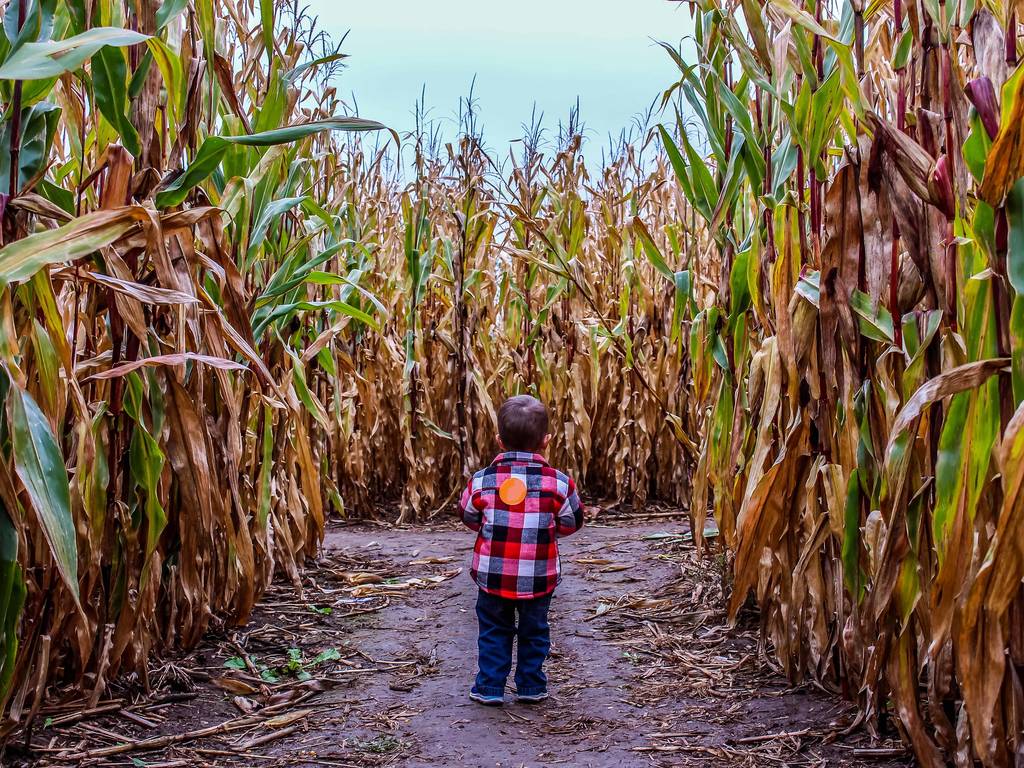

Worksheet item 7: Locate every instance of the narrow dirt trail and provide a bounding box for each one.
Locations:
[25,521,912,767]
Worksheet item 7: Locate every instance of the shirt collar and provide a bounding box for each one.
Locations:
[491,451,549,467]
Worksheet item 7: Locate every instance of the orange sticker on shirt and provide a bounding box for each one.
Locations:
[499,477,528,506]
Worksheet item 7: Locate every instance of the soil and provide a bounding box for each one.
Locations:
[18,519,914,767]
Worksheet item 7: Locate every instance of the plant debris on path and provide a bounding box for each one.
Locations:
[18,521,911,767]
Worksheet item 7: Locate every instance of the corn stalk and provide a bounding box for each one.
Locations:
[659,0,1024,763]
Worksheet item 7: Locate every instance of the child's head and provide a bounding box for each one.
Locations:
[497,395,551,453]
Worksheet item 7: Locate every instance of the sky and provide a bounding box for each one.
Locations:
[301,1,692,156]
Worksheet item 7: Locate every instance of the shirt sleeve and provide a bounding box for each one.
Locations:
[555,478,584,537]
[459,481,482,531]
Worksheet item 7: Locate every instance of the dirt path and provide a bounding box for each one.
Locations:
[22,521,912,767]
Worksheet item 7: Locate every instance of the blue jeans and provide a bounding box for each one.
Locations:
[473,589,552,698]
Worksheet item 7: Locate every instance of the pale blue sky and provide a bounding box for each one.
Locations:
[302,1,691,154]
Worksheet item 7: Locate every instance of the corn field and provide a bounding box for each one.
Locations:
[0,0,1023,765]
[0,0,704,741]
[667,0,1024,763]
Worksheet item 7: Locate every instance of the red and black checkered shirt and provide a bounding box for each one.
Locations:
[459,452,585,600]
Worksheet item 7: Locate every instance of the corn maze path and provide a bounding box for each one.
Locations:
[26,521,914,767]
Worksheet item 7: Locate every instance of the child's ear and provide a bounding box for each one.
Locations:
[542,434,552,449]
[496,434,505,450]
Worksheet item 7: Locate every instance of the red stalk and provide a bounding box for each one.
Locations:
[890,0,906,348]
[940,9,957,330]
[7,0,27,200]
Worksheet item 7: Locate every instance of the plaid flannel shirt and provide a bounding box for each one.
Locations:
[459,452,584,600]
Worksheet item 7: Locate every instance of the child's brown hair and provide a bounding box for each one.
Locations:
[497,395,549,452]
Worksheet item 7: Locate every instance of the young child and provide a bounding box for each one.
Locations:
[458,395,584,705]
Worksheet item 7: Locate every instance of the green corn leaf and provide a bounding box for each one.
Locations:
[895,556,921,632]
[892,29,914,71]
[851,290,895,343]
[771,133,799,198]
[145,37,183,124]
[156,0,189,30]
[91,45,141,158]
[709,135,748,231]
[1006,179,1024,402]
[711,330,730,371]
[155,118,391,208]
[886,358,1009,465]
[3,0,57,53]
[288,350,329,429]
[0,101,60,195]
[677,125,716,223]
[260,0,275,64]
[714,73,766,189]
[128,416,167,587]
[257,405,273,529]
[1013,296,1024,405]
[8,386,80,609]
[670,270,693,346]
[80,406,109,544]
[1007,178,1024,297]
[0,499,25,701]
[227,117,391,147]
[420,416,455,441]
[657,124,696,207]
[154,137,231,210]
[795,269,821,305]
[932,392,971,563]
[0,26,148,80]
[842,468,865,601]
[964,116,993,185]
[633,217,674,281]
[714,12,774,93]
[731,246,753,316]
[253,299,381,340]
[680,80,726,167]
[283,52,347,85]
[29,320,58,417]
[194,0,216,71]
[902,310,943,398]
[127,49,153,100]
[248,195,308,256]
[36,178,74,213]
[792,78,813,153]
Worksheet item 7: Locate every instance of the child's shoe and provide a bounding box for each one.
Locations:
[469,690,504,706]
[516,691,549,703]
